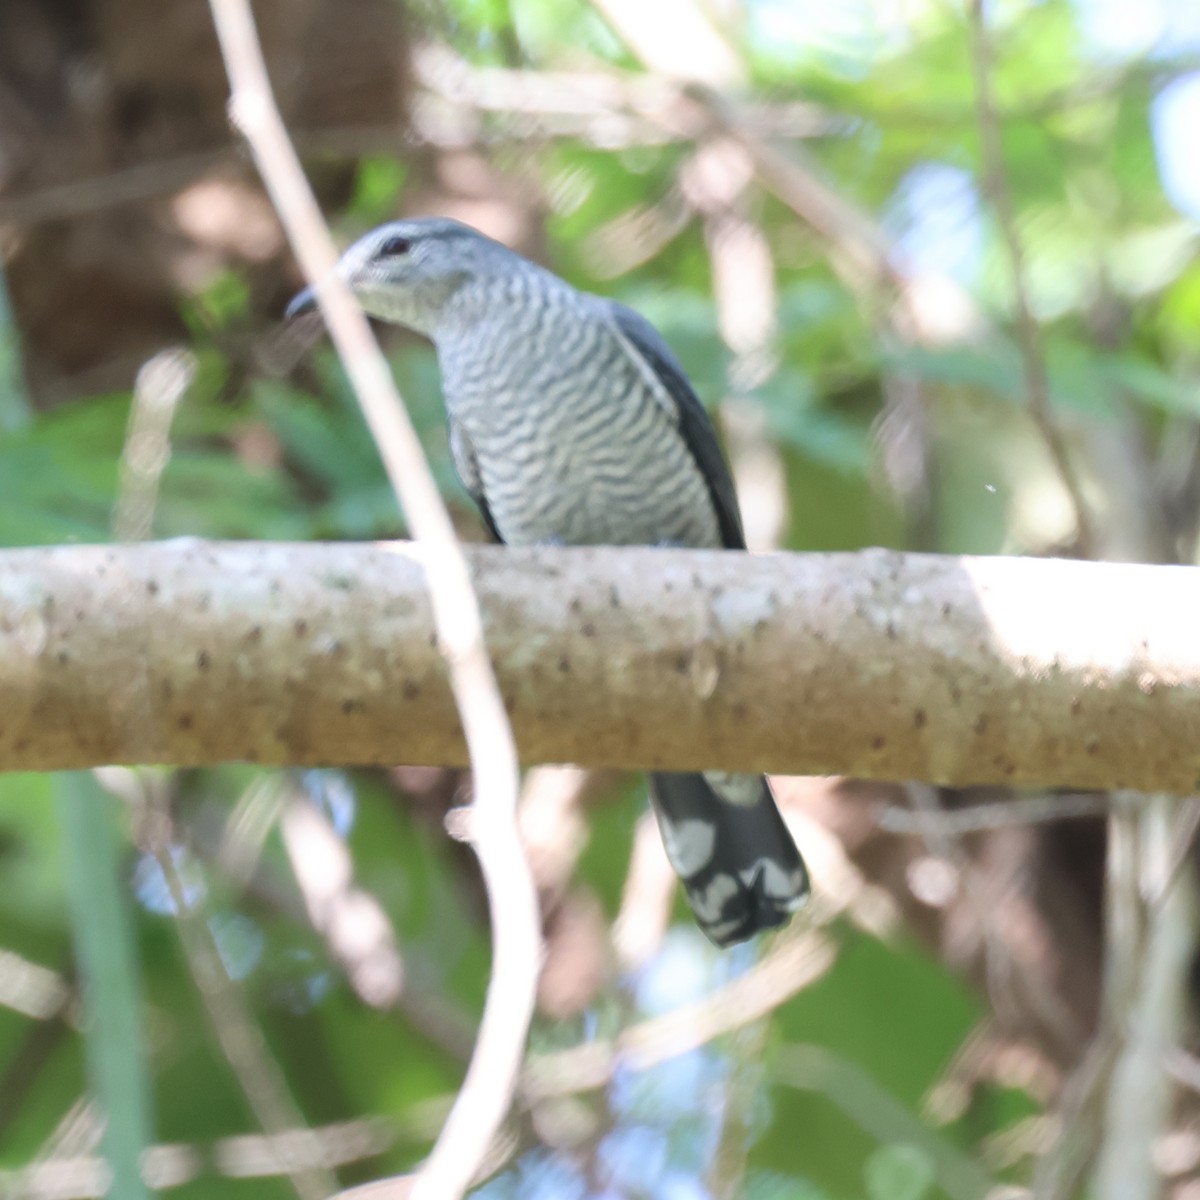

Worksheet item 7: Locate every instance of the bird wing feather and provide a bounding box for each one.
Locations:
[603,300,746,550]
[449,419,503,542]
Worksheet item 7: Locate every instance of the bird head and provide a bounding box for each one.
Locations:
[286,218,513,337]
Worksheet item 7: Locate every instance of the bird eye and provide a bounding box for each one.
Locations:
[377,235,412,258]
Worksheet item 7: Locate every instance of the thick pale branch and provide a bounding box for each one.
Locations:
[2,540,1199,790]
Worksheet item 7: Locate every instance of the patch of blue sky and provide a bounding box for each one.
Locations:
[1073,0,1200,60]
[272,949,334,1015]
[132,845,206,914]
[633,926,720,1014]
[609,1047,724,1123]
[299,768,356,837]
[1072,0,1200,224]
[1152,72,1200,222]
[656,1173,714,1200]
[472,1149,588,1200]
[745,0,1200,269]
[598,1124,672,1195]
[886,163,985,285]
[631,925,764,1015]
[208,911,265,980]
[746,0,912,74]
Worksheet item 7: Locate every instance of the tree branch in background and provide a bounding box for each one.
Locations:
[56,775,154,1200]
[690,138,790,551]
[967,0,1098,557]
[204,4,539,1198]
[523,929,837,1100]
[138,774,339,1200]
[876,793,1110,835]
[587,0,743,87]
[1093,796,1197,1199]
[0,1115,421,1198]
[112,350,195,543]
[0,262,31,431]
[3,541,1200,792]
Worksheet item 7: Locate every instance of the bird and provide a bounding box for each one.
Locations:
[288,216,809,945]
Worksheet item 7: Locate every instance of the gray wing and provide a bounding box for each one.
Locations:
[605,301,746,551]
[449,419,503,543]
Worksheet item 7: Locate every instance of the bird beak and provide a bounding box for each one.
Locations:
[285,285,317,320]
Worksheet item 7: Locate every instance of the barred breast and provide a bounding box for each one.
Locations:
[438,277,723,550]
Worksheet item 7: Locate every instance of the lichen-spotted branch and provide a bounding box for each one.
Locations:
[2,540,1199,792]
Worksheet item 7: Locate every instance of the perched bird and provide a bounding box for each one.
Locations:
[289,217,809,945]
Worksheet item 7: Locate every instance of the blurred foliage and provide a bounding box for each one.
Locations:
[1,0,1199,1196]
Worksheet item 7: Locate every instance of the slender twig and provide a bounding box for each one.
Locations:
[522,930,836,1100]
[180,785,480,1063]
[1031,796,1140,1199]
[877,792,1109,835]
[1157,795,1200,904]
[966,0,1097,555]
[903,784,1084,1059]
[611,812,675,969]
[113,349,194,542]
[141,788,338,1200]
[0,950,71,1021]
[56,776,154,1200]
[587,0,743,86]
[707,1018,766,1200]
[204,5,539,1199]
[0,76,830,230]
[696,149,789,551]
[0,1019,74,1144]
[775,1045,997,1200]
[280,783,405,1010]
[58,396,178,1200]
[414,43,835,141]
[0,1112,439,1198]
[0,262,31,431]
[1093,796,1197,1199]
[1165,1044,1200,1094]
[108,345,321,1199]
[26,1099,106,1187]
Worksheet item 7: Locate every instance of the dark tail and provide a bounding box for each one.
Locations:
[647,771,810,946]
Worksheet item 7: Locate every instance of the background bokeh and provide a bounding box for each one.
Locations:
[2,0,1200,1197]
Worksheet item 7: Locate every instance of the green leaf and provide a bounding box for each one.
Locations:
[350,158,410,224]
[0,263,30,433]
[882,342,1024,400]
[57,774,153,1200]
[0,396,127,546]
[184,270,252,333]
[744,1170,830,1200]
[156,451,308,539]
[865,1143,936,1200]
